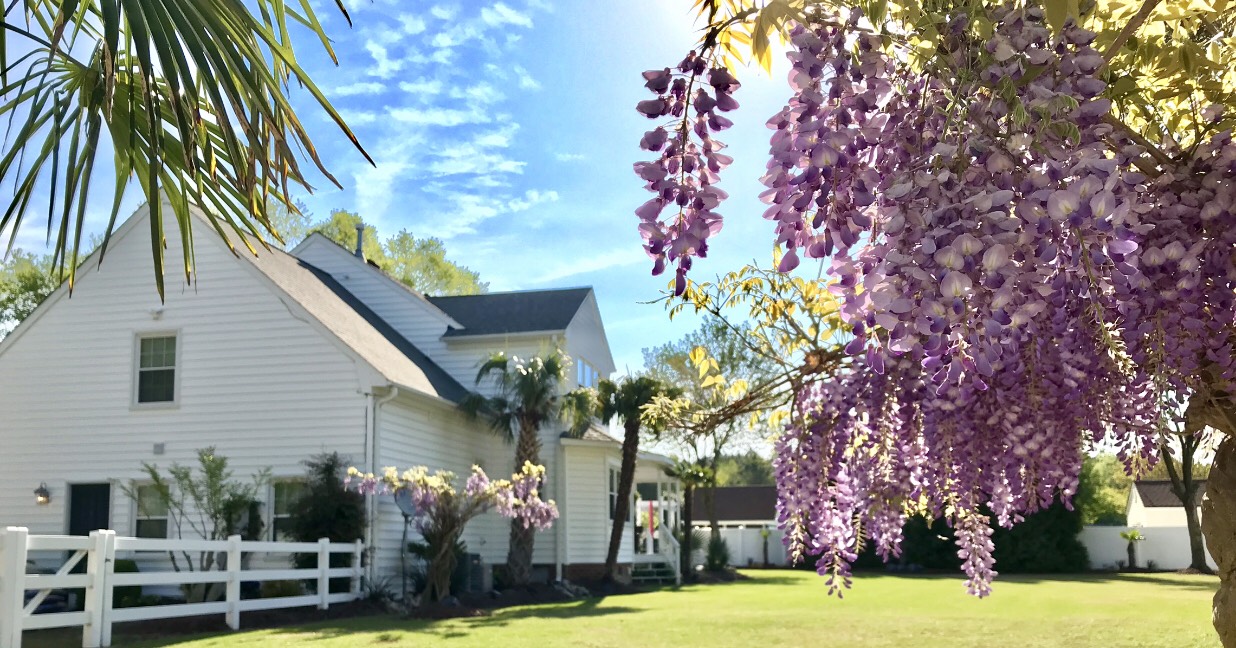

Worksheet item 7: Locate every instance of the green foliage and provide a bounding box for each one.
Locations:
[408,538,469,599]
[1121,529,1147,542]
[309,210,487,296]
[112,559,142,607]
[121,447,269,602]
[0,250,58,336]
[991,502,1089,574]
[260,580,305,599]
[715,451,774,486]
[705,535,732,572]
[286,453,365,593]
[1076,454,1132,526]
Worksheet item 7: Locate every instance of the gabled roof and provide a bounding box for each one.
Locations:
[1133,480,1207,508]
[428,287,592,338]
[236,241,470,403]
[691,486,778,523]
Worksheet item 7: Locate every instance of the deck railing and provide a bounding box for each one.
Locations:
[0,527,363,648]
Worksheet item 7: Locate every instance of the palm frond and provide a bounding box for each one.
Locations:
[1,0,371,297]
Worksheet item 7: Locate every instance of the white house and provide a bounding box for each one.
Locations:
[0,202,680,587]
[1080,480,1218,571]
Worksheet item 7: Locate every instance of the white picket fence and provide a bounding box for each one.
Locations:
[0,527,364,648]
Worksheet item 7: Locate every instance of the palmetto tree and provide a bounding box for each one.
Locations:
[595,376,679,581]
[461,350,589,587]
[1,0,369,297]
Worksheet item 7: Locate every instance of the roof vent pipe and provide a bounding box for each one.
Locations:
[354,223,365,259]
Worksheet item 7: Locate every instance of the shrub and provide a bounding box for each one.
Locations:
[287,453,365,593]
[112,559,142,607]
[705,535,731,572]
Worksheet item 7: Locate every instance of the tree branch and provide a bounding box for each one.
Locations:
[1101,0,1161,63]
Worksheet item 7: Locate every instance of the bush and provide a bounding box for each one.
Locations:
[260,580,304,598]
[112,559,142,607]
[991,500,1088,573]
[287,453,365,593]
[705,535,731,572]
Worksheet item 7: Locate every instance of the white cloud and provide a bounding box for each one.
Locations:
[554,152,586,162]
[480,3,533,28]
[364,42,403,78]
[450,83,504,105]
[387,107,490,127]
[507,189,559,212]
[430,4,456,20]
[352,139,421,225]
[339,110,379,125]
[529,247,646,285]
[512,64,541,90]
[398,14,427,34]
[334,81,384,96]
[398,78,443,96]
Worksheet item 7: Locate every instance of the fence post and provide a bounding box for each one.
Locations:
[98,532,116,648]
[351,541,363,600]
[317,539,329,610]
[225,536,241,631]
[0,527,29,648]
[82,530,112,648]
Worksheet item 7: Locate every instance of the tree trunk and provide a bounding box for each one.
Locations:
[1185,501,1211,573]
[1203,435,1236,647]
[506,420,542,587]
[603,420,641,581]
[681,484,694,583]
[706,455,720,542]
[1126,541,1137,571]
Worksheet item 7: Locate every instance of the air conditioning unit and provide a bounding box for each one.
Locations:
[458,553,492,593]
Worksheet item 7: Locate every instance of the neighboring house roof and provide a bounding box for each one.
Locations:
[562,427,621,444]
[230,229,470,402]
[1134,480,1208,508]
[691,486,778,523]
[429,288,592,338]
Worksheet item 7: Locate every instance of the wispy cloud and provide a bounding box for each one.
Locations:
[387,106,491,127]
[334,81,384,96]
[364,42,403,78]
[399,78,444,96]
[554,152,587,162]
[398,14,427,34]
[529,247,646,285]
[507,189,559,212]
[481,3,533,28]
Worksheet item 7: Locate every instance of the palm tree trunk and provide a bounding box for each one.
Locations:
[604,420,641,581]
[506,420,542,587]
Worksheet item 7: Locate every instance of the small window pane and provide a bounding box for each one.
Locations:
[273,482,304,516]
[138,369,175,403]
[135,519,168,539]
[137,486,168,516]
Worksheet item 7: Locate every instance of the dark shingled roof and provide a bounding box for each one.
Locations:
[428,287,592,338]
[1134,480,1207,508]
[691,486,778,523]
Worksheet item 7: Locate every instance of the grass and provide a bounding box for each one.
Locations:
[31,570,1221,647]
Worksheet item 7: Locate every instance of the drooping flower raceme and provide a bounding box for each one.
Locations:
[639,4,1236,597]
[634,50,741,295]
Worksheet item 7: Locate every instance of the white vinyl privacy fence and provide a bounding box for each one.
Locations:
[0,527,363,648]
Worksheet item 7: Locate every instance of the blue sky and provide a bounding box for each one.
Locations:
[8,0,797,374]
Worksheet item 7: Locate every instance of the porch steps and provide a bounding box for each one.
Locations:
[631,561,677,585]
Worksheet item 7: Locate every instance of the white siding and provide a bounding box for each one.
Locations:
[562,444,632,565]
[0,206,369,542]
[563,292,616,389]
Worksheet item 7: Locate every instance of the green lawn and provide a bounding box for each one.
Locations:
[40,570,1225,647]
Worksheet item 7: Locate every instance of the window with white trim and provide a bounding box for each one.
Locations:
[608,466,620,520]
[577,358,600,389]
[136,335,177,404]
[270,480,305,541]
[134,484,169,539]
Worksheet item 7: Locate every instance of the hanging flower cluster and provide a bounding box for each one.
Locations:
[636,3,1236,597]
[634,50,741,295]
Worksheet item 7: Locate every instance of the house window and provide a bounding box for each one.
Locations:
[134,485,169,539]
[136,335,177,404]
[577,359,599,389]
[271,481,304,541]
[608,466,620,520]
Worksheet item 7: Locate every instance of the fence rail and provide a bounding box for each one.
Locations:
[0,527,364,648]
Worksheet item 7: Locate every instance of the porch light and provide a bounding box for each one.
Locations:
[34,483,50,505]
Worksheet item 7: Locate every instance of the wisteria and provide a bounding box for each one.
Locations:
[348,462,558,600]
[639,3,1236,599]
[634,50,741,295]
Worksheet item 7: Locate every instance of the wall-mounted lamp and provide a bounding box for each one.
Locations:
[34,482,51,505]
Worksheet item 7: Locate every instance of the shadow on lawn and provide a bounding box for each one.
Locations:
[838,569,1219,592]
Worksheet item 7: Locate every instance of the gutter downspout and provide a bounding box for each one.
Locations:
[555,439,567,582]
[364,386,400,583]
